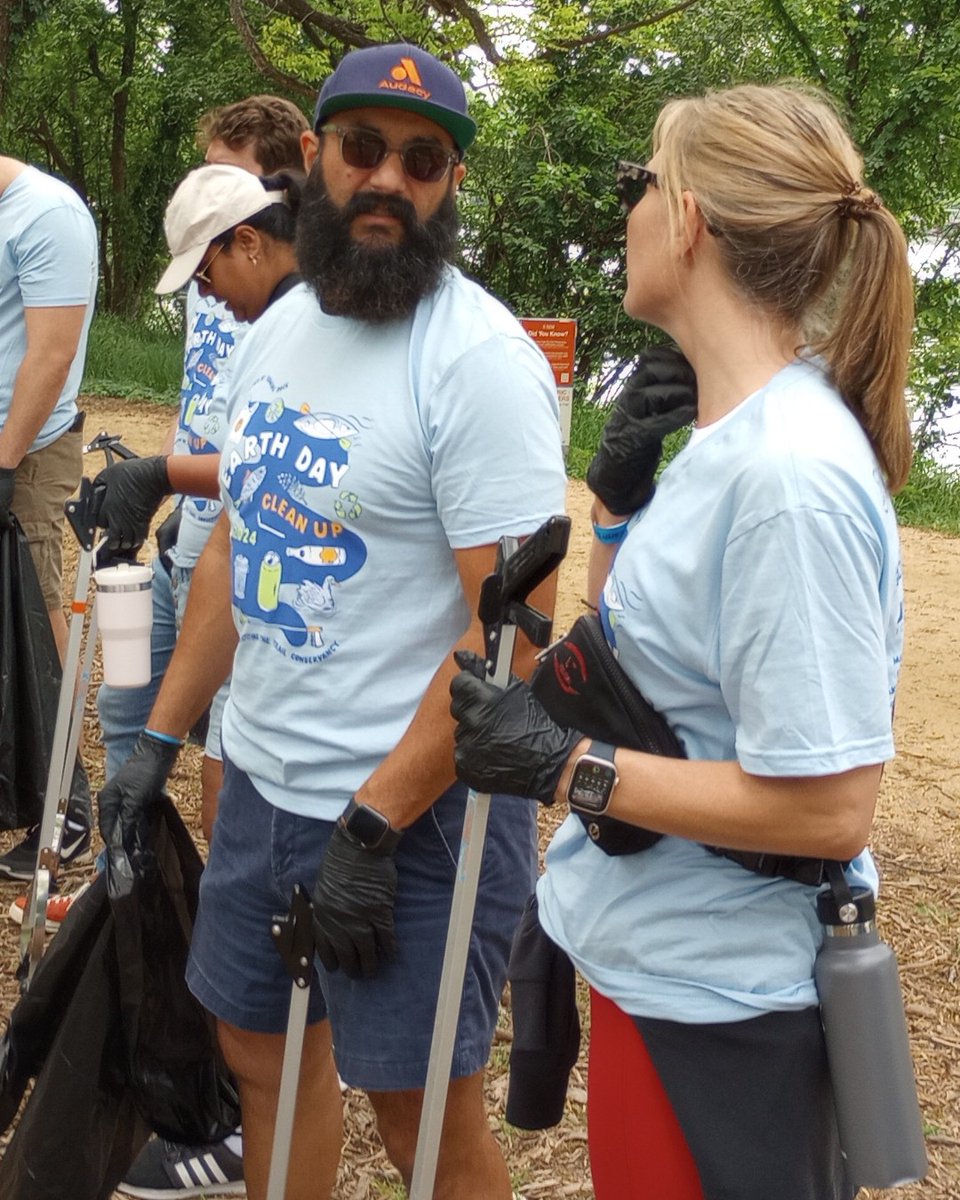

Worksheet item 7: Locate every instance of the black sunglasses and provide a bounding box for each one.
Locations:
[616,160,658,213]
[319,124,460,184]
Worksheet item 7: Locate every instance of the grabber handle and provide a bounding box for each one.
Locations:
[479,514,571,664]
[83,429,138,465]
[65,475,108,552]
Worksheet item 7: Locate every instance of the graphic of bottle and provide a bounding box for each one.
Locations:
[284,545,346,566]
[233,554,249,600]
[257,551,282,611]
[307,626,324,648]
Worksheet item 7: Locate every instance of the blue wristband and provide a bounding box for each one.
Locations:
[144,727,184,747]
[592,519,630,544]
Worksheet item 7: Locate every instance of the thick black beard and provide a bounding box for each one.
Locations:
[296,164,460,322]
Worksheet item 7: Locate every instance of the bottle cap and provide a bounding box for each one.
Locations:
[816,884,875,926]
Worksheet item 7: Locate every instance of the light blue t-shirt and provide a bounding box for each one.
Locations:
[170,285,247,567]
[218,269,566,817]
[0,165,98,451]
[538,358,902,1024]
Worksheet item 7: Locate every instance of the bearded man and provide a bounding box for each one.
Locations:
[98,43,566,1200]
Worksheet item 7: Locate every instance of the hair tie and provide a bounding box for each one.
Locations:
[836,183,883,221]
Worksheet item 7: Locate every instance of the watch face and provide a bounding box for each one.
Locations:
[347,803,389,848]
[569,757,617,815]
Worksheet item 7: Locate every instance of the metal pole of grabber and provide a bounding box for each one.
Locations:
[21,477,102,982]
[410,515,570,1199]
[266,883,316,1200]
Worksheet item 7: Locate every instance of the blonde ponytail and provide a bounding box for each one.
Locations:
[652,83,914,492]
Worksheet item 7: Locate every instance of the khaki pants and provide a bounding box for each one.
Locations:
[12,428,83,608]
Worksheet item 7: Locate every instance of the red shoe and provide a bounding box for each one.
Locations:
[8,881,91,933]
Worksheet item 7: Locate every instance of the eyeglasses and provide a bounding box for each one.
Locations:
[194,242,225,286]
[319,124,460,184]
[616,160,658,213]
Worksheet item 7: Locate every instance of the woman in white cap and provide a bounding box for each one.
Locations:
[155,162,302,323]
[93,163,303,558]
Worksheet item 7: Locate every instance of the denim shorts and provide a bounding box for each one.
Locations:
[186,757,538,1091]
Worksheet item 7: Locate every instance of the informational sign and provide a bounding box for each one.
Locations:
[519,317,577,456]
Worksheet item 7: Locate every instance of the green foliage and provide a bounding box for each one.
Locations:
[893,454,960,535]
[81,313,181,405]
[4,0,958,447]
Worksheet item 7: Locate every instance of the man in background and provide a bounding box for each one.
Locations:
[0,156,98,877]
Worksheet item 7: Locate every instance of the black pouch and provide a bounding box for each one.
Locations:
[530,613,683,855]
[530,615,829,883]
[0,514,66,830]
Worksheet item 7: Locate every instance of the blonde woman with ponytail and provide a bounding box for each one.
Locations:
[451,83,914,1199]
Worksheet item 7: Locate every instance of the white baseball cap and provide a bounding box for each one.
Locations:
[155,163,286,294]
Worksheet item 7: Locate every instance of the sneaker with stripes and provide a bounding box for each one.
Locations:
[8,881,91,932]
[117,1136,244,1198]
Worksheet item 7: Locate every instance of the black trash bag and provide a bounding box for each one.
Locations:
[505,893,581,1130]
[109,795,240,1143]
[0,874,152,1200]
[0,514,62,830]
[0,801,239,1198]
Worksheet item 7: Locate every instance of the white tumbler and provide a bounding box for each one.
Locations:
[94,562,153,688]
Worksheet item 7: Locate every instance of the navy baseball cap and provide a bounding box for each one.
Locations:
[313,43,477,153]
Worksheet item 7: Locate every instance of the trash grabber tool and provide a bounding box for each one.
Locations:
[20,476,104,981]
[267,883,316,1200]
[410,513,571,1200]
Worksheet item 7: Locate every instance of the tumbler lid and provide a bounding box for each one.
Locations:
[816,884,875,926]
[95,562,153,591]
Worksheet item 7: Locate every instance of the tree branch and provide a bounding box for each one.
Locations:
[228,0,324,99]
[765,0,828,88]
[544,0,700,53]
[432,0,502,65]
[251,0,375,50]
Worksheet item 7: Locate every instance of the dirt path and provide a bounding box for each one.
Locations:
[1,395,957,1198]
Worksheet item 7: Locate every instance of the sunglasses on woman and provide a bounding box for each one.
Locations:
[194,241,225,286]
[616,161,658,213]
[319,124,460,184]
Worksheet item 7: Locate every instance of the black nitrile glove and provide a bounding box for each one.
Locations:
[586,347,697,515]
[98,730,180,883]
[312,823,399,980]
[0,466,15,530]
[93,455,172,552]
[450,650,581,804]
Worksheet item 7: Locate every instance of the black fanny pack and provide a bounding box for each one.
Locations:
[530,614,829,885]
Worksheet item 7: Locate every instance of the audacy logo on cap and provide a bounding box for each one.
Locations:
[378,55,432,101]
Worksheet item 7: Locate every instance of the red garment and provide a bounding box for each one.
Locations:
[587,988,704,1200]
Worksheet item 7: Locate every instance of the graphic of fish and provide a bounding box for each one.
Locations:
[285,545,346,566]
[239,465,267,503]
[293,413,355,441]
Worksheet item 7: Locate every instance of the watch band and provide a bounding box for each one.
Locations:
[588,740,617,763]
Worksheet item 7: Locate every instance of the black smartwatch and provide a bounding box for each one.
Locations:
[338,798,403,855]
[566,740,619,816]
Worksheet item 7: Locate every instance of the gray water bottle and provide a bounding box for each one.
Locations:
[815,882,928,1188]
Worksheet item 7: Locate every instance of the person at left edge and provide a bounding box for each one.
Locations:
[0,157,98,864]
[96,42,566,1200]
